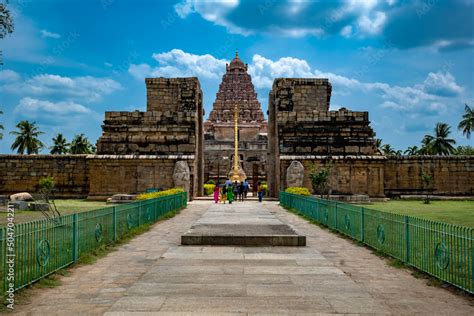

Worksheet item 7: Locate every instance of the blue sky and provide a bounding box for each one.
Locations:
[0,0,473,153]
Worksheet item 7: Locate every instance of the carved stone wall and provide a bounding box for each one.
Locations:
[96,77,204,198]
[384,156,474,196]
[0,155,89,198]
[280,156,386,197]
[268,77,381,197]
[87,155,196,200]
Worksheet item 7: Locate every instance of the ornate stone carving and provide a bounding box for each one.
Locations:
[173,161,190,199]
[286,160,304,188]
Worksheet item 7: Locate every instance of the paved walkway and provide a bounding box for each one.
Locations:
[13,201,474,315]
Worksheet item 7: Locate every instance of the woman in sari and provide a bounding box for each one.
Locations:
[213,183,219,203]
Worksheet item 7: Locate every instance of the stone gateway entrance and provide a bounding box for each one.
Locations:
[1,53,472,200]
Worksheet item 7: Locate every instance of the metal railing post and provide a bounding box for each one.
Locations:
[113,206,117,241]
[361,207,365,242]
[72,213,78,262]
[405,216,410,263]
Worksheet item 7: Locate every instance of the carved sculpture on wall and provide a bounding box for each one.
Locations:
[286,160,304,188]
[173,161,190,200]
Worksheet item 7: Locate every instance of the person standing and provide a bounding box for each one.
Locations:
[243,179,249,199]
[213,183,219,203]
[257,181,264,203]
[233,180,239,200]
[238,181,244,201]
[222,184,227,204]
[227,182,234,204]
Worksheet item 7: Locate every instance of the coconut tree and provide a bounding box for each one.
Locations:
[422,122,456,155]
[455,145,474,155]
[381,144,397,156]
[404,145,419,156]
[50,133,69,154]
[69,134,94,154]
[458,103,473,139]
[375,138,383,149]
[10,120,44,154]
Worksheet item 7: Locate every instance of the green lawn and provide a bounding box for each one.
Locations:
[355,200,474,227]
[0,200,114,227]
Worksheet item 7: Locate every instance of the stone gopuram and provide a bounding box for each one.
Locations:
[268,78,384,197]
[204,53,267,187]
[91,77,204,199]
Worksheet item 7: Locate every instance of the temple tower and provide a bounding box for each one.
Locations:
[204,52,268,187]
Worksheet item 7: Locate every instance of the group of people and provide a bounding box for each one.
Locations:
[213,179,265,203]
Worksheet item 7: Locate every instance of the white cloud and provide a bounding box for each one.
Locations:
[340,25,353,38]
[248,54,314,89]
[422,71,463,97]
[2,74,122,102]
[15,97,92,116]
[286,0,310,15]
[128,49,464,116]
[174,0,249,35]
[40,29,61,39]
[0,70,21,82]
[129,49,227,80]
[275,27,324,38]
[357,11,386,35]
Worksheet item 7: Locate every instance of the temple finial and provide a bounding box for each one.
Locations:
[235,49,239,58]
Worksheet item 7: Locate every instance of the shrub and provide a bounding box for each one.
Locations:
[136,188,185,200]
[204,183,215,196]
[206,180,215,185]
[285,187,311,196]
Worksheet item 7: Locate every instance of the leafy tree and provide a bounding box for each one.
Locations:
[69,134,94,154]
[455,145,474,156]
[0,1,14,65]
[38,176,55,203]
[309,163,332,198]
[458,103,473,139]
[0,110,4,140]
[50,133,69,154]
[422,122,456,155]
[404,146,419,156]
[420,169,433,204]
[10,120,44,154]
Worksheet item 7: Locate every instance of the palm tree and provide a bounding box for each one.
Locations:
[69,134,94,154]
[458,103,473,139]
[375,138,382,149]
[0,110,4,140]
[10,120,44,154]
[381,144,397,156]
[404,146,419,156]
[422,122,456,155]
[455,145,474,155]
[50,133,69,154]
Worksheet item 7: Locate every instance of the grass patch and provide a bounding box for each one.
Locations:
[355,200,474,227]
[0,205,184,312]
[281,203,472,296]
[0,199,115,227]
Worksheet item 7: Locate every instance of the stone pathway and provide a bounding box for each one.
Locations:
[12,201,473,315]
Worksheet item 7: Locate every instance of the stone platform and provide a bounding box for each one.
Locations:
[181,202,306,246]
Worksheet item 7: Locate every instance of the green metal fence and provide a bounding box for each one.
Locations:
[280,192,473,293]
[0,192,187,292]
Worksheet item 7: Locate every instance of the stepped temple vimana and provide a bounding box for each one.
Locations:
[0,52,472,199]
